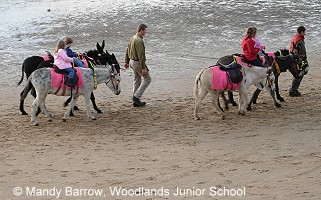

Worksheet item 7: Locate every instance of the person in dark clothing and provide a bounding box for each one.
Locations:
[289,26,308,97]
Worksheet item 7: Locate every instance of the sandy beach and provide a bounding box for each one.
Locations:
[1,1,321,199]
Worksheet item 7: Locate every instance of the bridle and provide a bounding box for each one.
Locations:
[106,64,121,91]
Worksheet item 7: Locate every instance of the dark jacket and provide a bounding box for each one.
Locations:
[290,34,307,59]
[65,47,78,58]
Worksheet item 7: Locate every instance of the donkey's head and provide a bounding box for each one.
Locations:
[105,64,121,95]
[266,67,276,92]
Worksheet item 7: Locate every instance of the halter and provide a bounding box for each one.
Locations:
[106,64,121,91]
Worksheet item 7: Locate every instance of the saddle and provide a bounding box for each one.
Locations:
[233,53,270,67]
[217,61,243,84]
[53,65,79,87]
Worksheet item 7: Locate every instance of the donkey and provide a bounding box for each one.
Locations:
[21,64,121,126]
[194,64,275,120]
[249,51,308,108]
[18,40,119,115]
[219,50,307,110]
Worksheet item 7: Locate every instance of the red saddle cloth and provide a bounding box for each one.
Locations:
[211,66,242,91]
[50,68,84,95]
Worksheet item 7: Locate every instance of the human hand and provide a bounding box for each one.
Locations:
[142,68,148,76]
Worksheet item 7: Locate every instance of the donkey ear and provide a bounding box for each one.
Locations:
[101,40,105,51]
[105,50,111,56]
[96,42,101,52]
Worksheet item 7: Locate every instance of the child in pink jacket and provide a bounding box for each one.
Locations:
[53,40,74,79]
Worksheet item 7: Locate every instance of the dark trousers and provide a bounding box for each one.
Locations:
[250,58,264,68]
[290,76,303,93]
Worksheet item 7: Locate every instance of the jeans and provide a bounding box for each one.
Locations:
[73,57,84,68]
[64,68,75,79]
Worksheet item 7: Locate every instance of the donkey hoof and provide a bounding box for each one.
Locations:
[275,103,282,108]
[96,109,102,114]
[194,116,200,120]
[220,115,225,120]
[238,111,245,116]
[62,119,67,122]
[33,123,39,126]
[92,118,97,121]
[48,119,53,122]
[69,112,74,117]
[278,97,285,102]
[247,106,252,111]
[231,102,238,106]
[22,111,28,115]
[74,106,80,110]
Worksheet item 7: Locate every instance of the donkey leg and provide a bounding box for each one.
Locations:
[220,92,229,110]
[194,88,208,120]
[38,95,53,122]
[228,91,237,106]
[251,89,261,104]
[268,89,281,108]
[84,93,96,120]
[63,97,78,122]
[20,89,28,115]
[238,91,249,115]
[31,98,40,126]
[275,77,285,102]
[209,91,225,119]
[91,92,102,113]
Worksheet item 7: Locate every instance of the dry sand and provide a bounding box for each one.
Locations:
[0,54,321,199]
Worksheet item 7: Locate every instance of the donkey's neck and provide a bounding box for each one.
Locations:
[245,66,267,84]
[94,68,111,84]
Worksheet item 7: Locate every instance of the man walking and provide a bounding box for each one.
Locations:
[124,24,151,107]
[289,26,308,97]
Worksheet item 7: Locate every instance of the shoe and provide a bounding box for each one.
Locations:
[65,78,74,87]
[132,96,146,107]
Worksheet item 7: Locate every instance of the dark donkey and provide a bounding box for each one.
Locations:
[18,40,120,115]
[249,50,308,107]
[217,49,304,110]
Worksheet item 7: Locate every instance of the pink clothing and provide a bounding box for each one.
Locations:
[253,37,265,51]
[53,49,73,69]
[211,66,242,91]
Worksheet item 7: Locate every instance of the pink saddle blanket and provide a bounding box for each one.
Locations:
[42,55,51,61]
[211,66,242,91]
[50,68,84,89]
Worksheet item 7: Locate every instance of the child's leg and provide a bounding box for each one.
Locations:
[64,68,75,79]
[250,59,264,67]
[73,58,84,68]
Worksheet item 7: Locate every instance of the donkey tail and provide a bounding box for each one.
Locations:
[193,67,207,98]
[17,63,25,86]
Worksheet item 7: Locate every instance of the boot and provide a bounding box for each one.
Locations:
[66,78,74,87]
[132,96,146,107]
[289,76,302,97]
